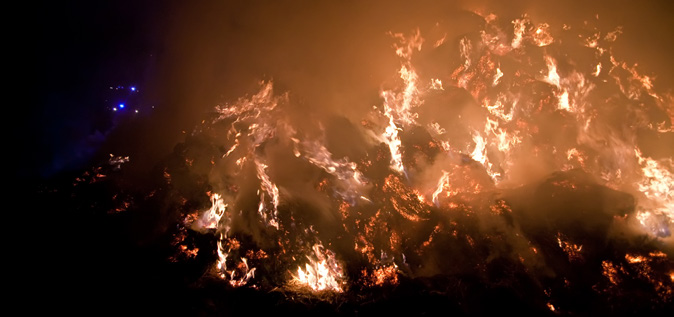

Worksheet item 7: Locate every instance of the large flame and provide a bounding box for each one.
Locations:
[292,243,345,292]
[166,10,674,310]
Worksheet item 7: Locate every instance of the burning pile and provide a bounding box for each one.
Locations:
[48,9,673,315]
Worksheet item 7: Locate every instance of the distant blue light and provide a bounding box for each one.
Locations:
[119,103,125,109]
[130,86,136,92]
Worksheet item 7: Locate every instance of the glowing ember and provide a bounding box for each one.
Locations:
[557,232,583,262]
[363,264,399,287]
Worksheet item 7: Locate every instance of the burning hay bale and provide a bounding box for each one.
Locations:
[36,3,674,316]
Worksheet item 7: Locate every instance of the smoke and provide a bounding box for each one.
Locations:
[109,0,669,172]
[28,2,674,315]
[87,0,674,306]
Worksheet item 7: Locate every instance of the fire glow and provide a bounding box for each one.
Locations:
[158,9,674,313]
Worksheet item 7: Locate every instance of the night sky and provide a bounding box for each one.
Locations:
[22,1,161,179]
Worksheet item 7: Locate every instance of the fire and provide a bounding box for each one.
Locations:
[633,149,674,236]
[254,159,280,229]
[432,170,451,206]
[380,29,424,175]
[363,264,399,287]
[216,239,257,287]
[557,233,583,262]
[469,132,487,166]
[200,193,227,230]
[625,254,646,264]
[511,17,527,49]
[492,67,503,87]
[602,261,620,285]
[292,243,345,292]
[150,9,674,312]
[544,56,561,88]
[533,23,553,47]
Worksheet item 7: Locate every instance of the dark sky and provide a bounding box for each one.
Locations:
[21,1,164,179]
[22,0,673,182]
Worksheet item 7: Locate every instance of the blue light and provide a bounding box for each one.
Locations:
[119,103,125,109]
[130,86,136,92]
